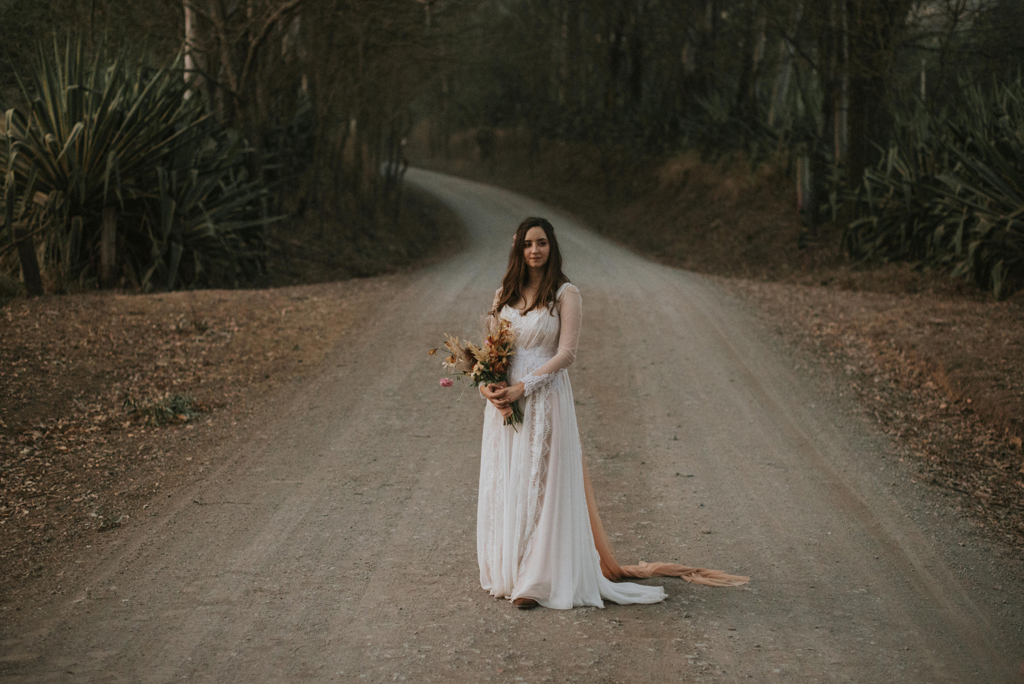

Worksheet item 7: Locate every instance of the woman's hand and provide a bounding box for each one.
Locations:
[480,381,506,403]
[493,382,525,409]
[480,382,510,418]
[483,381,522,420]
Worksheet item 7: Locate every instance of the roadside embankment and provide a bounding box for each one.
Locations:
[0,189,464,607]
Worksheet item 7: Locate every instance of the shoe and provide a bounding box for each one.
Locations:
[513,597,539,609]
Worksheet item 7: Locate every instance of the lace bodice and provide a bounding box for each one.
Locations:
[493,283,582,396]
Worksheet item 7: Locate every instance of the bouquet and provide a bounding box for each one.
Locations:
[430,317,523,427]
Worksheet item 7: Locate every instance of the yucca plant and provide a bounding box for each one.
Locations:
[0,38,276,292]
[142,127,273,290]
[846,79,1024,298]
[843,102,950,265]
[935,85,1024,297]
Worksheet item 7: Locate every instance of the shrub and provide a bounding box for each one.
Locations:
[845,80,1024,298]
[0,39,279,292]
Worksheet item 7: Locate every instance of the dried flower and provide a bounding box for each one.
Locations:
[431,318,523,426]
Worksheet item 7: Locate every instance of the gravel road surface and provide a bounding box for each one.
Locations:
[2,169,1022,682]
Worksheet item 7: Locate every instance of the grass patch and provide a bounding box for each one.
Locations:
[123,394,204,427]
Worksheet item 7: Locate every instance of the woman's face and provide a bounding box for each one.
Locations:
[523,226,551,270]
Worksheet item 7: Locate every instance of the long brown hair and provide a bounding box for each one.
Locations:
[492,217,569,316]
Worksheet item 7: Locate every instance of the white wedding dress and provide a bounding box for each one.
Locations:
[477,283,669,608]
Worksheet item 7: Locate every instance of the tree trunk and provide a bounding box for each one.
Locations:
[441,71,451,160]
[100,205,118,288]
[14,226,43,296]
[628,3,644,107]
[556,2,569,106]
[845,0,913,185]
[768,2,803,127]
[805,0,840,234]
[604,6,625,112]
[732,0,759,124]
[835,0,849,166]
[184,1,197,94]
[700,0,719,89]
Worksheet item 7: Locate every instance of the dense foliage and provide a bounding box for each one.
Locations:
[3,1,1024,296]
[433,0,1024,297]
[0,0,463,294]
[846,80,1024,298]
[1,41,273,292]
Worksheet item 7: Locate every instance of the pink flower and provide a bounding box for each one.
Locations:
[439,377,453,388]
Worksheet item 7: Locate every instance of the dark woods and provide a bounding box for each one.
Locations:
[1,1,1023,297]
[0,0,464,295]
[436,0,1024,297]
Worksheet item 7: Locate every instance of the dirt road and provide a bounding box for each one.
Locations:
[2,169,1022,682]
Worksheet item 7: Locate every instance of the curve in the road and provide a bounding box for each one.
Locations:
[1,168,1020,683]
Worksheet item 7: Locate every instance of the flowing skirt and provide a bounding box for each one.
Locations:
[477,366,668,609]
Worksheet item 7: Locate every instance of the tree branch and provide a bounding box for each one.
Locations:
[239,0,306,94]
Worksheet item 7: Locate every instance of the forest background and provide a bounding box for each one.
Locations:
[1,0,1023,599]
[1,0,1023,298]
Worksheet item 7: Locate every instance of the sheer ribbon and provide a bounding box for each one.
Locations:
[581,456,750,588]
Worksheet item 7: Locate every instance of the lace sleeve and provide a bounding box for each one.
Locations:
[521,284,581,396]
[489,288,502,319]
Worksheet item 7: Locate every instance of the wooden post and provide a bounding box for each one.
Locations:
[14,225,43,296]
[184,1,197,98]
[100,205,118,288]
[6,182,43,296]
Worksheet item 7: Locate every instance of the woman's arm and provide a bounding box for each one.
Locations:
[522,285,581,394]
[488,287,502,320]
[495,285,581,404]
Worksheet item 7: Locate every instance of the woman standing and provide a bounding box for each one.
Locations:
[479,217,747,610]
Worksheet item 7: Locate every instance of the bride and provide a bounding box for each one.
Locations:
[479,217,748,610]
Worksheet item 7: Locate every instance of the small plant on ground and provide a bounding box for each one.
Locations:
[123,393,203,427]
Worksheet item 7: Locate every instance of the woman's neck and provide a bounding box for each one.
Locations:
[525,267,544,289]
[516,270,543,310]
